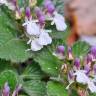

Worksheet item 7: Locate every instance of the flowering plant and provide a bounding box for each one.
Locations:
[0,0,95,96]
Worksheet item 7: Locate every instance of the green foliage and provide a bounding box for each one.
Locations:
[21,63,46,96]
[0,59,13,72]
[47,81,68,96]
[23,80,46,96]
[22,63,45,80]
[50,25,70,41]
[34,46,62,76]
[0,6,32,62]
[37,0,44,5]
[72,41,90,58]
[0,1,92,96]
[0,70,18,90]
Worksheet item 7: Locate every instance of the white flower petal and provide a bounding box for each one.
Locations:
[88,81,96,93]
[31,39,43,51]
[53,12,67,31]
[27,22,40,35]
[38,30,52,45]
[23,21,40,36]
[74,70,89,84]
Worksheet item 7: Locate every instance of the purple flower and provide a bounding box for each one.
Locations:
[68,70,74,81]
[86,54,92,65]
[35,7,43,17]
[84,64,90,75]
[12,0,17,7]
[35,7,45,26]
[68,47,73,60]
[56,45,65,54]
[26,7,31,19]
[74,58,80,70]
[93,64,96,75]
[44,0,55,14]
[90,46,96,60]
[2,82,10,96]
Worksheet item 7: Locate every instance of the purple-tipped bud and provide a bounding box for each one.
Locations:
[12,0,17,6]
[90,46,96,59]
[2,82,10,96]
[86,54,92,65]
[44,0,55,14]
[68,70,74,81]
[57,45,65,54]
[12,84,22,96]
[68,47,73,60]
[93,64,96,75]
[35,7,43,17]
[84,64,90,75]
[35,7,45,26]
[74,58,80,69]
[26,7,31,19]
[38,15,45,26]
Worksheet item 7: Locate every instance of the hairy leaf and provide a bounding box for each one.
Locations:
[72,41,90,58]
[0,6,32,62]
[23,80,46,96]
[47,81,68,96]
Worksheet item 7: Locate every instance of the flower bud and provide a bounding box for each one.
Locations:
[90,46,96,61]
[74,58,80,70]
[61,64,67,73]
[84,64,90,75]
[68,47,73,60]
[68,70,74,81]
[2,82,10,96]
[26,7,31,19]
[57,45,65,54]
[12,0,17,7]
[44,0,55,14]
[93,64,96,75]
[35,7,45,26]
[86,54,92,65]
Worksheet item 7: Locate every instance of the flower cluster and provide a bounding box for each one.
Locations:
[2,82,22,96]
[22,0,67,51]
[0,0,67,51]
[53,45,96,93]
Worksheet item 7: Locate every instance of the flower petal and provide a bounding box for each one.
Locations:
[31,39,43,51]
[38,30,52,45]
[53,12,67,31]
[88,81,96,93]
[74,70,89,84]
[27,22,40,35]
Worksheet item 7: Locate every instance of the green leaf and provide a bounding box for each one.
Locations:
[89,93,96,96]
[23,80,46,96]
[0,6,32,62]
[34,48,61,76]
[47,81,68,96]
[34,40,65,76]
[20,63,46,96]
[72,41,90,58]
[37,0,44,5]
[0,70,18,90]
[22,63,45,80]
